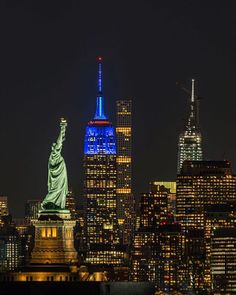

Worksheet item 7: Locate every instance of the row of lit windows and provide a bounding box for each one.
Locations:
[41,227,57,238]
[116,156,131,163]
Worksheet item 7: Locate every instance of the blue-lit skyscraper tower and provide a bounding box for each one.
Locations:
[84,58,126,269]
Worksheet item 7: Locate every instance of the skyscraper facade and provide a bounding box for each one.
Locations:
[0,196,8,225]
[204,204,235,291]
[150,181,176,216]
[177,160,236,232]
[158,223,183,293]
[211,228,236,293]
[84,57,120,266]
[177,79,203,174]
[65,189,77,220]
[131,183,183,291]
[0,226,21,271]
[116,99,134,245]
[139,184,168,229]
[176,160,236,292]
[131,230,158,283]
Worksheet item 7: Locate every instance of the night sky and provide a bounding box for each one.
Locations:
[1,1,236,217]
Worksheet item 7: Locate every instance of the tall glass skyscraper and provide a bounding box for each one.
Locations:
[84,58,125,267]
[177,79,203,174]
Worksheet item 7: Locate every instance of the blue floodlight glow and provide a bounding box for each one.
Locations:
[94,96,107,120]
[84,123,116,155]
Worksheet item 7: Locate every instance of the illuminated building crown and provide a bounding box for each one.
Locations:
[84,57,116,155]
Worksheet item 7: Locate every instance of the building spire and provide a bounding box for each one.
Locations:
[98,56,102,94]
[187,78,197,130]
[191,79,195,103]
[94,56,107,120]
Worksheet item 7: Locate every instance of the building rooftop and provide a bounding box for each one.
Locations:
[181,160,232,176]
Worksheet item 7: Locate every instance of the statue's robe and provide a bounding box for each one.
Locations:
[41,143,68,210]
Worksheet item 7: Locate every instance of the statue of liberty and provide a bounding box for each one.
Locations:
[41,118,68,211]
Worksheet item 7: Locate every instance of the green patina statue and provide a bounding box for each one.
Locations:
[41,118,68,211]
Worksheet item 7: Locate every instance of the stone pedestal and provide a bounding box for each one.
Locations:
[30,210,78,265]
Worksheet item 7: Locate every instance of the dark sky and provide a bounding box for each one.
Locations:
[1,1,236,217]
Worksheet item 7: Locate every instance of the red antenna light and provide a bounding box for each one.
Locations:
[97,56,103,62]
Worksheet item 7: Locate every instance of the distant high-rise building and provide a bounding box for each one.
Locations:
[15,221,34,268]
[204,204,235,291]
[150,181,176,216]
[24,200,41,224]
[116,99,134,245]
[176,160,236,292]
[158,223,183,293]
[131,230,158,283]
[0,196,8,225]
[131,183,182,291]
[177,160,236,232]
[177,79,203,174]
[65,189,77,220]
[139,183,169,229]
[0,225,21,271]
[211,228,236,293]
[74,204,86,255]
[83,57,121,267]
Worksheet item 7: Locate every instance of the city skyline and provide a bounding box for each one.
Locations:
[1,3,236,293]
[1,2,236,217]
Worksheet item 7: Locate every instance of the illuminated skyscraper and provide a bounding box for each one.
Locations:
[158,223,183,293]
[177,160,236,232]
[131,230,158,283]
[176,160,236,292]
[0,196,8,225]
[139,184,168,229]
[116,100,134,245]
[84,57,121,266]
[204,204,235,292]
[0,226,21,271]
[150,181,176,216]
[177,79,203,174]
[211,228,236,293]
[65,189,77,220]
[131,183,183,291]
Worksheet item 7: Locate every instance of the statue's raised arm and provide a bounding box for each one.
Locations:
[41,118,68,211]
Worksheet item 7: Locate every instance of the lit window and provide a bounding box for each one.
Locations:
[41,228,46,238]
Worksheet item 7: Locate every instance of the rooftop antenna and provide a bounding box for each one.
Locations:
[176,79,202,131]
[98,56,102,94]
[94,56,107,120]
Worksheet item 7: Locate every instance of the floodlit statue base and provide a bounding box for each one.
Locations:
[30,211,78,265]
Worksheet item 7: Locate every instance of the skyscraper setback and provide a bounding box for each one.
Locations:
[177,79,203,174]
[116,100,134,245]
